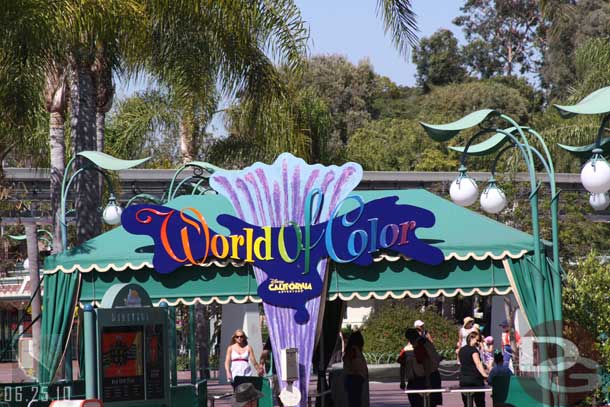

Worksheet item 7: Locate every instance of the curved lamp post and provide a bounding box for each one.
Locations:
[421,110,561,407]
[8,229,54,252]
[60,151,150,250]
[554,86,610,210]
[126,161,220,207]
[60,151,149,383]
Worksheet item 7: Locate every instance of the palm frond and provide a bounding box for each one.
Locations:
[376,0,418,57]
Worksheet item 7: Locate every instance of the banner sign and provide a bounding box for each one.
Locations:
[122,157,443,323]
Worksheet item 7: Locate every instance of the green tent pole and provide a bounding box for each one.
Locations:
[83,304,96,399]
[168,305,177,387]
[189,304,196,385]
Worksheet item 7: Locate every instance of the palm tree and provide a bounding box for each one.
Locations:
[0,1,50,173]
[137,0,309,163]
[44,62,69,253]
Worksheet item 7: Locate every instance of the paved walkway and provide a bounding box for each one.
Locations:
[206,379,493,406]
[0,363,493,406]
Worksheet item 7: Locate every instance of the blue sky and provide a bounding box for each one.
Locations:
[294,0,465,86]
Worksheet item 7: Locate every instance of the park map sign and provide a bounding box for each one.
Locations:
[121,153,443,404]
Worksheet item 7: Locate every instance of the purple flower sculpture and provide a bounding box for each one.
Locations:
[210,153,362,405]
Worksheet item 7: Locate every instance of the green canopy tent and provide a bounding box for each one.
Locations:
[46,190,532,303]
[41,189,558,405]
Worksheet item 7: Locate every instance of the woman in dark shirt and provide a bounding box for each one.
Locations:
[458,332,489,407]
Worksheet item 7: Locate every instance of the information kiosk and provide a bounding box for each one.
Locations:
[96,284,169,407]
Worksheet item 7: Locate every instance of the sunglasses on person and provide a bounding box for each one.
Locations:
[235,335,245,338]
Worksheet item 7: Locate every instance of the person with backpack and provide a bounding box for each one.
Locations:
[403,328,443,407]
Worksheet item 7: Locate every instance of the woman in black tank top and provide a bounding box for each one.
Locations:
[458,332,489,407]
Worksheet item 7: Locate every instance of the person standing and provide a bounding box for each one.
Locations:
[457,317,476,360]
[487,352,512,386]
[343,331,369,407]
[459,332,489,407]
[404,328,443,407]
[398,340,414,391]
[499,320,520,372]
[414,320,434,343]
[482,336,495,371]
[225,329,262,387]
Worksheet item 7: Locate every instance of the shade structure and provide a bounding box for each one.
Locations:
[45,189,534,276]
[44,189,535,305]
[76,256,513,305]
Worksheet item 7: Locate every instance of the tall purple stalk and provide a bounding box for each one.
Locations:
[210,153,362,405]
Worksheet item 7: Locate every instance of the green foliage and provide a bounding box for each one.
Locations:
[541,0,610,98]
[375,0,418,56]
[412,29,466,90]
[370,80,420,120]
[300,55,381,144]
[413,148,460,172]
[453,0,542,76]
[461,39,504,79]
[346,118,458,171]
[362,301,458,359]
[530,109,597,173]
[417,80,532,124]
[105,90,181,168]
[573,37,610,100]
[212,83,334,167]
[564,252,610,369]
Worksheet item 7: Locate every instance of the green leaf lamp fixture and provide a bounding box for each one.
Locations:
[61,151,150,249]
[554,86,610,210]
[421,110,515,214]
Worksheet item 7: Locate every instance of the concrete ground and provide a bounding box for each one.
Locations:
[0,363,493,406]
[206,379,493,406]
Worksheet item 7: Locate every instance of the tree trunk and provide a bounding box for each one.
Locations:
[24,221,41,376]
[70,57,101,244]
[92,47,114,202]
[179,104,197,164]
[96,112,105,153]
[45,65,68,254]
[50,112,65,253]
[96,111,105,199]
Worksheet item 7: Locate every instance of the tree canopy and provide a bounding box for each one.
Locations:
[412,29,466,90]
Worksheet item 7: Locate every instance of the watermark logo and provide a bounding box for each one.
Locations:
[511,320,602,406]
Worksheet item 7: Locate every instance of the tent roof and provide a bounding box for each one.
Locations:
[45,189,534,275]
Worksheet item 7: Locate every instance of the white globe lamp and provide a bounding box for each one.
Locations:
[450,167,478,207]
[480,180,508,214]
[581,149,610,193]
[103,194,123,225]
[590,192,610,211]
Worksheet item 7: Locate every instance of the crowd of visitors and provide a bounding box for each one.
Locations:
[223,317,519,407]
[394,317,519,407]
